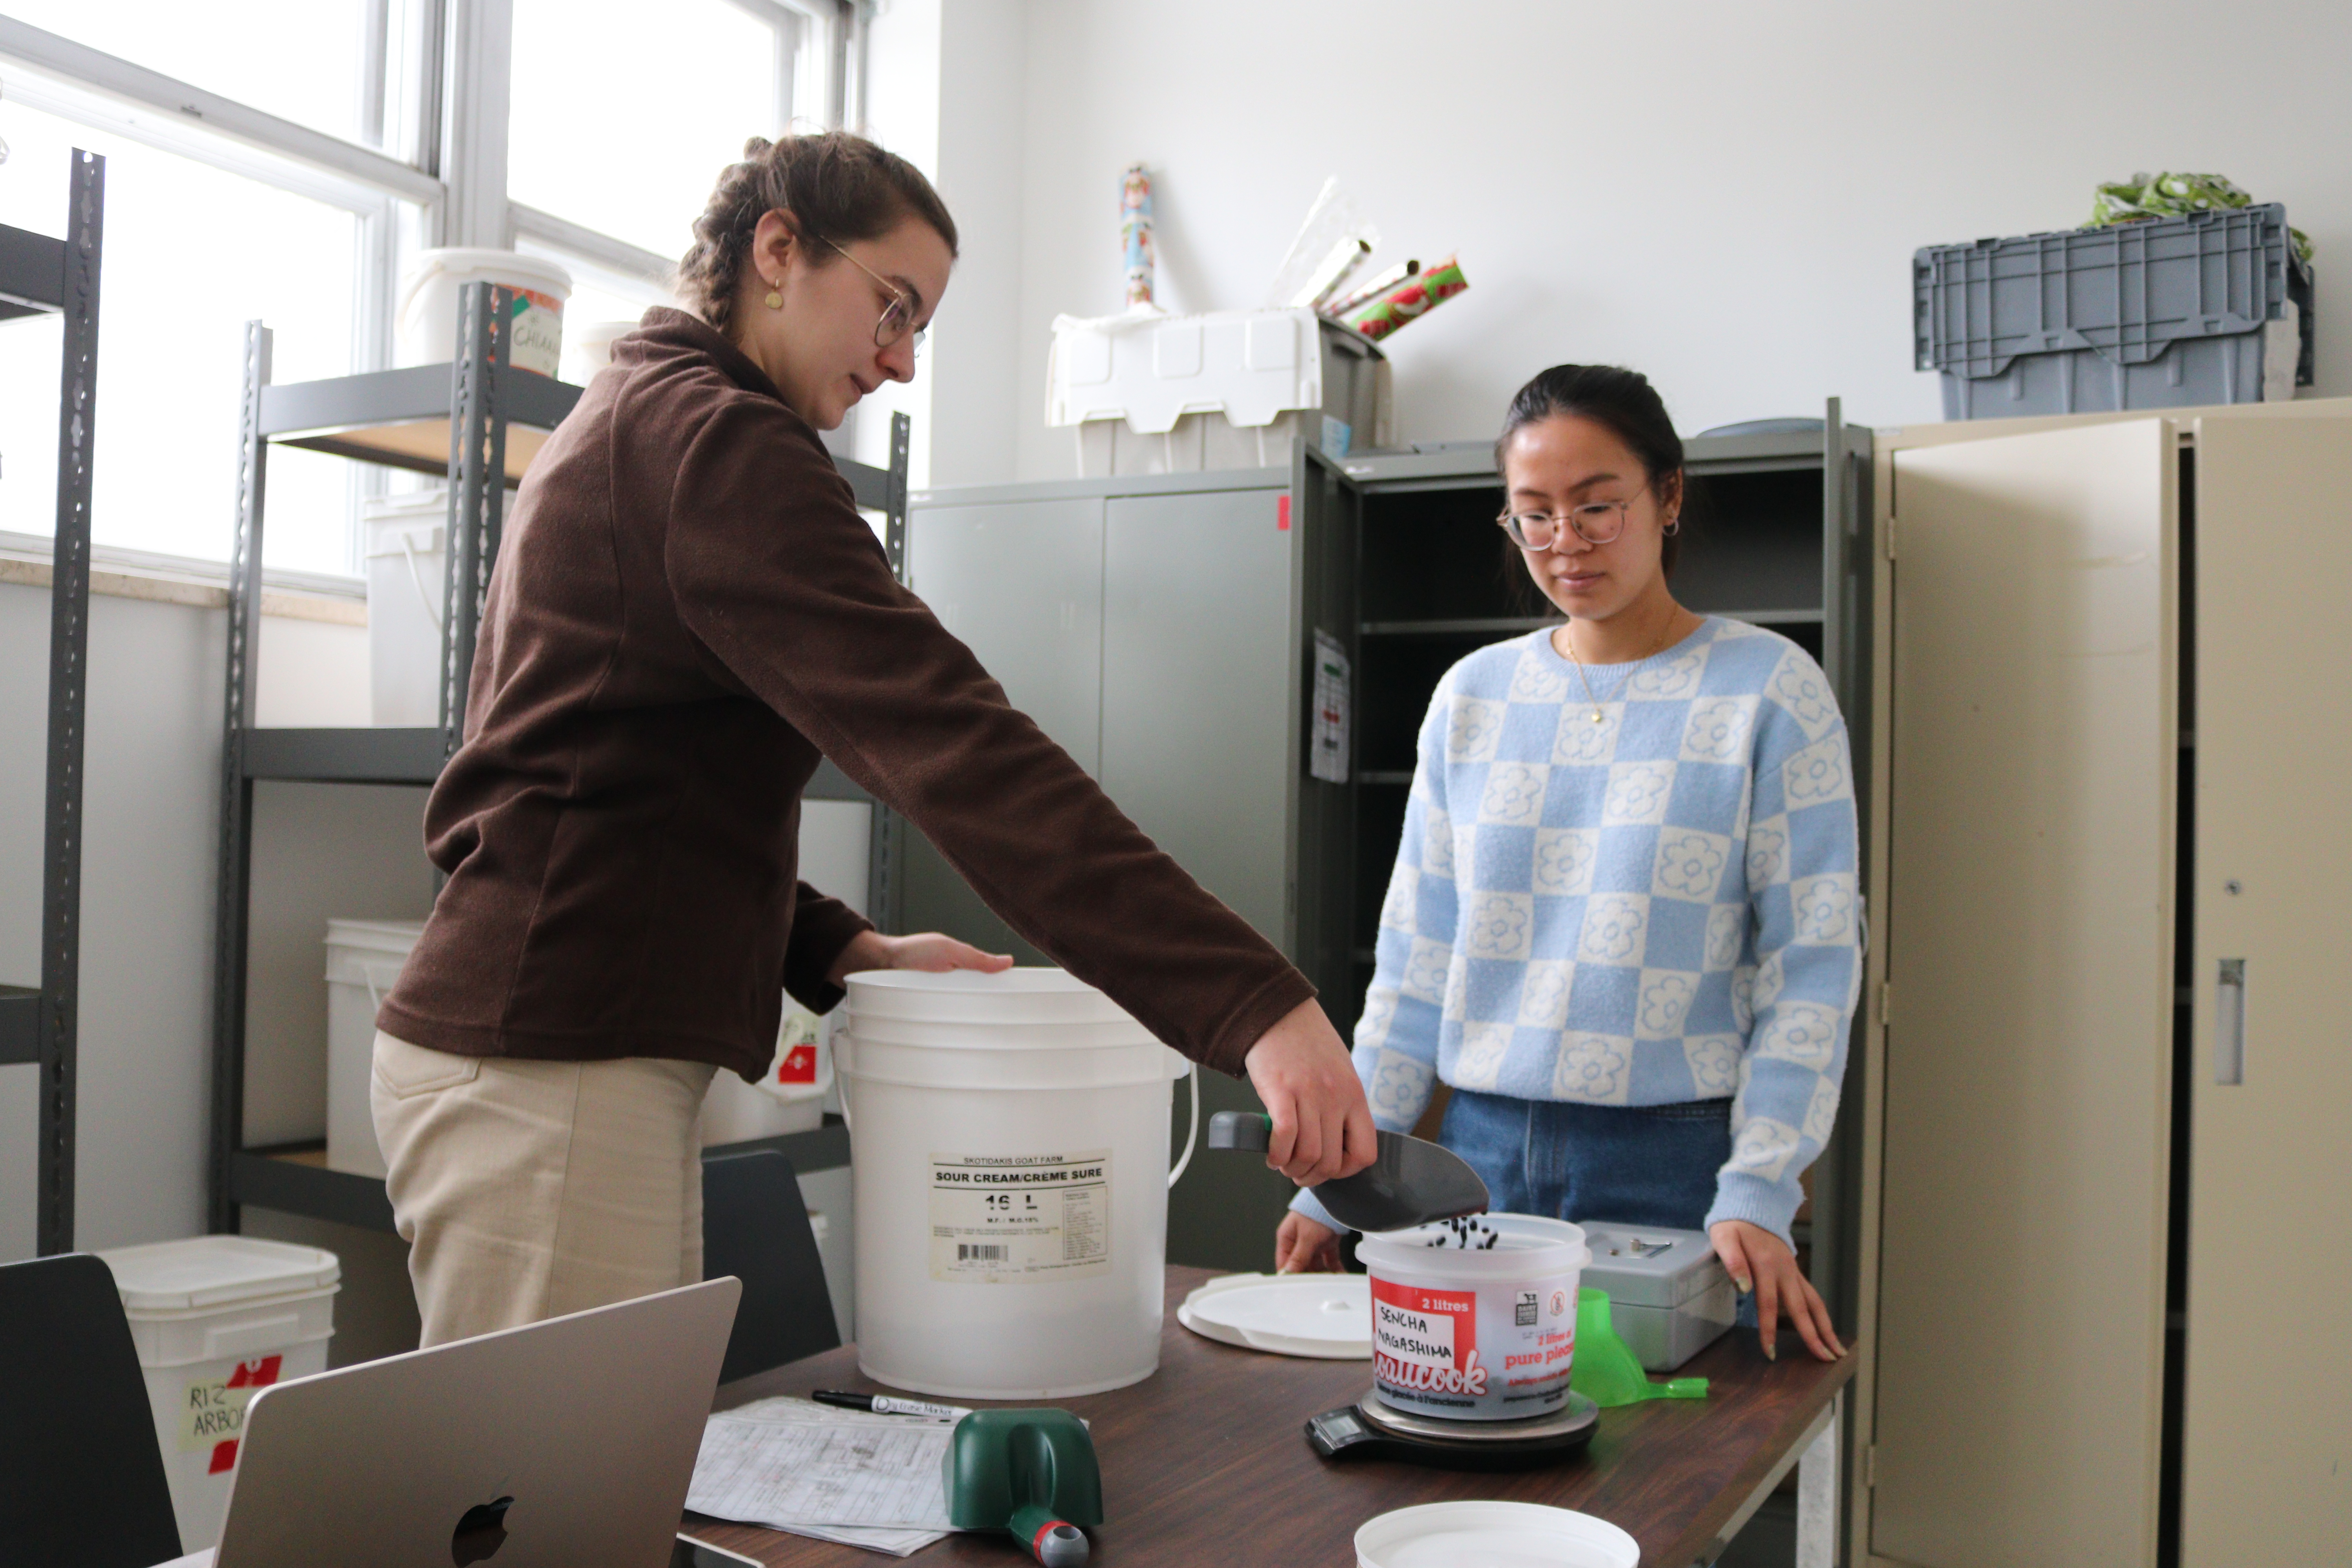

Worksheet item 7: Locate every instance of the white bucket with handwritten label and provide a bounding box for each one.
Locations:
[94,1238,339,1551]
[1356,1215,1589,1422]
[396,248,572,375]
[836,969,1198,1398]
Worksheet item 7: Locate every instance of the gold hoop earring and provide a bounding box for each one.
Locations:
[764,279,784,310]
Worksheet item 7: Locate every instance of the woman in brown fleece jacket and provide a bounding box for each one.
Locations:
[370,132,1374,1345]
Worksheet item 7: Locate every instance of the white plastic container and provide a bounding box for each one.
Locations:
[360,490,447,727]
[95,1237,339,1552]
[1355,1214,1590,1423]
[837,969,1196,1399]
[1355,1501,1639,1568]
[1048,306,1390,476]
[562,317,646,384]
[397,248,572,376]
[324,918,425,1176]
[700,999,831,1145]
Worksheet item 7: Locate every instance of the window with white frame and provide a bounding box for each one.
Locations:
[0,0,849,574]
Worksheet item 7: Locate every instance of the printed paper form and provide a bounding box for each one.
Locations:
[686,1397,954,1556]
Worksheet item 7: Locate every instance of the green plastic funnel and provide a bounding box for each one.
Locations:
[1568,1287,1708,1408]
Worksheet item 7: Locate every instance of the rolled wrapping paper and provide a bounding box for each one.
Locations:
[1342,253,1468,342]
[1298,237,1372,310]
[1321,258,1417,320]
[1120,163,1155,308]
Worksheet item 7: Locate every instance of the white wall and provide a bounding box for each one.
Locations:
[893,0,2352,486]
[0,581,378,1260]
[927,0,1030,488]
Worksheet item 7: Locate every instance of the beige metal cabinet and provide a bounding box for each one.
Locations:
[1851,400,2352,1565]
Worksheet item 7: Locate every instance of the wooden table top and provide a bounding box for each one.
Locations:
[686,1264,1853,1567]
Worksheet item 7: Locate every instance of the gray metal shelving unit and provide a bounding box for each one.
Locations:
[2,150,103,1258]
[207,282,904,1237]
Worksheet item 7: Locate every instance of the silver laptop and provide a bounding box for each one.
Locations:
[158,1278,740,1568]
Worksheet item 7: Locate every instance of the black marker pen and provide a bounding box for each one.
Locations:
[812,1390,971,1422]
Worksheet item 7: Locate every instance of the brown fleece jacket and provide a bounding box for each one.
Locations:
[378,308,1314,1082]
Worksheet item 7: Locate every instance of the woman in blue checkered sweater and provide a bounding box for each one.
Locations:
[1278,366,1857,1363]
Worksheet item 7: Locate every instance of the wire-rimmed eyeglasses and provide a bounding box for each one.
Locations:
[1497,485,1651,549]
[819,235,928,356]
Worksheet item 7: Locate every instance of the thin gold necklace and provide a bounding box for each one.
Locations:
[1563,611,1677,725]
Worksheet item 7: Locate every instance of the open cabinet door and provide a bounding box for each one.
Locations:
[2183,412,2352,1561]
[1292,443,1365,1023]
[1874,419,2176,1566]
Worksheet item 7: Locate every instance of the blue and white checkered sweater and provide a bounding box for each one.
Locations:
[1294,617,1860,1245]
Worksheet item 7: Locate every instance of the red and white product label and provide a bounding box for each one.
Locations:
[1372,1279,1484,1397]
[180,1354,283,1475]
[775,1043,818,1085]
[1370,1270,1578,1418]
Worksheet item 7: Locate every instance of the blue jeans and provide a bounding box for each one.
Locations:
[1438,1087,1756,1326]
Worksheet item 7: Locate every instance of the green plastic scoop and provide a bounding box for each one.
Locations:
[1569,1287,1708,1408]
[1206,1111,1489,1233]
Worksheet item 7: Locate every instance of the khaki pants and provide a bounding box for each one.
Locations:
[371,1031,717,1346]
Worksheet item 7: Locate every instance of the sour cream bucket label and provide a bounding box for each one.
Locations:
[1356,1214,1590,1421]
[928,1149,1112,1283]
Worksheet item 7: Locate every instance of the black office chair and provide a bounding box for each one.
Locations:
[701,1150,842,1385]
[0,1252,184,1568]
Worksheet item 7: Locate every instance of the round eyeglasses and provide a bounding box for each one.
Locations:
[1498,486,1650,549]
[819,234,928,355]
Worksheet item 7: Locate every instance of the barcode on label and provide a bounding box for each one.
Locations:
[958,1244,1008,1262]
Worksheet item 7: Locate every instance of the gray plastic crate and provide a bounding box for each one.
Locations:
[1916,204,2315,419]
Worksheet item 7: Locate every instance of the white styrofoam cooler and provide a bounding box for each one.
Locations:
[361,490,448,728]
[1048,306,1390,477]
[325,918,425,1177]
[95,1237,339,1553]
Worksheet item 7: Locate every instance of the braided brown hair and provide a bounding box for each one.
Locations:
[677,131,959,334]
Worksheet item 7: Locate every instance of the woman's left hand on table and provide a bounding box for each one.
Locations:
[1708,1219,1845,1363]
[828,930,1014,986]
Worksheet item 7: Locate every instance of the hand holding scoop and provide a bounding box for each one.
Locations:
[1207,1111,1489,1233]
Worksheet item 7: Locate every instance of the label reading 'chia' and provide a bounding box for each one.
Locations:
[928,1150,1111,1283]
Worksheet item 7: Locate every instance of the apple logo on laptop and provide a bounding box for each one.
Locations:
[451,1495,515,1565]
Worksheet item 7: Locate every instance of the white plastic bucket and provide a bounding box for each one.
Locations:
[396,249,572,376]
[324,918,425,1177]
[838,969,1198,1399]
[359,491,447,727]
[563,317,644,383]
[1355,1214,1590,1422]
[1355,1501,1639,1568]
[95,1237,339,1552]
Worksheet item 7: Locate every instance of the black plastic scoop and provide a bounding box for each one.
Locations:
[1207,1111,1490,1233]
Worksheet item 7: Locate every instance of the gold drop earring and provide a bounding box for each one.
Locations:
[764,275,784,310]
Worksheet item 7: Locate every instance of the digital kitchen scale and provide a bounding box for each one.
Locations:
[1306,1388,1600,1470]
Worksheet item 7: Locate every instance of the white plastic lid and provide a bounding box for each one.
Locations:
[399,247,574,299]
[325,918,426,956]
[1356,1212,1592,1281]
[360,490,449,524]
[844,967,1141,1027]
[1355,1501,1639,1568]
[1177,1273,1370,1359]
[96,1237,341,1313]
